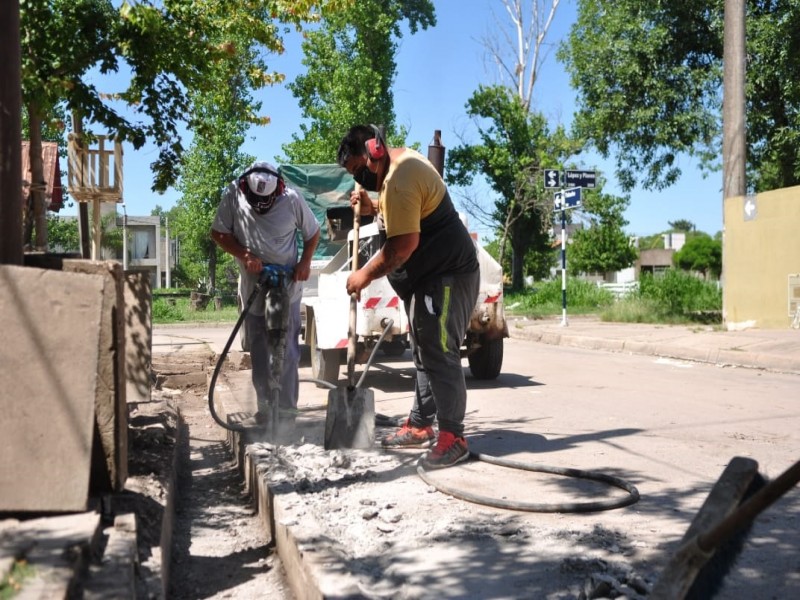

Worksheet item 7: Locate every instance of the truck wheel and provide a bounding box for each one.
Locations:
[308,317,340,385]
[468,337,503,380]
[381,340,407,357]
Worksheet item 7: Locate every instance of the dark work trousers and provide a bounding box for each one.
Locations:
[406,269,480,437]
[246,295,301,414]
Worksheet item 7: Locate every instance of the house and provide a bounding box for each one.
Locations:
[116,210,177,290]
[21,141,64,212]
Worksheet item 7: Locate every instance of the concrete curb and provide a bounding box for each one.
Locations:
[508,326,800,375]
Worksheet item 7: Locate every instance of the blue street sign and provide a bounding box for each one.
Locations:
[555,187,582,210]
[544,169,561,189]
[564,169,597,188]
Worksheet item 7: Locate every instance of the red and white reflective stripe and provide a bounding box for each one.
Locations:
[362,296,400,309]
[478,292,502,304]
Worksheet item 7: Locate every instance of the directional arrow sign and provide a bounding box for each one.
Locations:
[555,187,582,210]
[744,194,757,221]
[544,169,561,189]
[564,169,597,189]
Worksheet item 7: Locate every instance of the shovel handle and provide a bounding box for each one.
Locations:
[347,184,362,386]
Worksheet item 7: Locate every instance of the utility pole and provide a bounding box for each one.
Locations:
[723,0,746,200]
[722,0,746,324]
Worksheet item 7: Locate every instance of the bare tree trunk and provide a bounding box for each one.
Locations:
[28,108,48,250]
[208,240,218,293]
[0,0,23,265]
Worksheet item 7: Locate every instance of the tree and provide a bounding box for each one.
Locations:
[447,85,576,290]
[281,0,435,162]
[175,69,255,292]
[559,0,800,193]
[446,1,572,291]
[673,233,722,280]
[46,214,79,253]
[568,191,637,276]
[20,0,345,193]
[668,219,696,233]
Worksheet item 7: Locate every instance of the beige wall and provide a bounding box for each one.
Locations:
[723,185,800,329]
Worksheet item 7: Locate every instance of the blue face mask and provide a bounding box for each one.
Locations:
[354,166,379,192]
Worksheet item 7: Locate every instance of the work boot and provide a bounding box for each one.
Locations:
[381,419,435,447]
[420,431,469,469]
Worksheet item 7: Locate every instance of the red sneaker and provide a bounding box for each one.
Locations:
[420,431,469,469]
[381,419,435,447]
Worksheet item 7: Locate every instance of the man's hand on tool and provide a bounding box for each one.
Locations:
[346,268,371,300]
[350,188,375,216]
[242,250,263,274]
[293,257,312,282]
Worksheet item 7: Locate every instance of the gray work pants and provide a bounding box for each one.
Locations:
[246,296,301,413]
[406,270,480,437]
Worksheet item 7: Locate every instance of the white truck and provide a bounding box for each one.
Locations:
[301,218,507,384]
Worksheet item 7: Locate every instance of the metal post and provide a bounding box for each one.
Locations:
[560,208,568,327]
[165,216,171,288]
[122,204,128,270]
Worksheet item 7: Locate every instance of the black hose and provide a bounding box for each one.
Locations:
[416,453,640,513]
[207,285,259,433]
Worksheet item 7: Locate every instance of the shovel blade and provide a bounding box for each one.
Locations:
[324,387,375,450]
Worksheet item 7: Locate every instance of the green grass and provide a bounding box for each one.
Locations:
[1,560,35,599]
[505,272,722,325]
[504,278,616,318]
[152,295,240,324]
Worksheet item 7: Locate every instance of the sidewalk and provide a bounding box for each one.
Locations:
[507,315,800,375]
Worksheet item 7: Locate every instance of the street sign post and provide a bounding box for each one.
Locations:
[564,169,597,189]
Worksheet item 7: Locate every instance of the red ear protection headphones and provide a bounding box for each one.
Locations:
[365,124,386,161]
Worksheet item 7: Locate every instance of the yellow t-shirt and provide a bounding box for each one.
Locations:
[379,150,446,238]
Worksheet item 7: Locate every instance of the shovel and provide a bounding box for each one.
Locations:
[324,187,376,450]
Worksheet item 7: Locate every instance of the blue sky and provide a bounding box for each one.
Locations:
[69,0,724,239]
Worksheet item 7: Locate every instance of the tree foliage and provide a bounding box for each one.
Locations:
[668,219,696,233]
[46,215,80,253]
[673,233,722,279]
[447,85,578,290]
[568,191,637,276]
[174,62,256,292]
[281,0,435,162]
[20,0,349,192]
[559,0,800,193]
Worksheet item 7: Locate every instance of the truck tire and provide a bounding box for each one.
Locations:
[468,337,503,380]
[308,316,340,385]
[381,339,407,357]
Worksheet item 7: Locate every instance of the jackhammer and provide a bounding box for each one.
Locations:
[208,263,294,441]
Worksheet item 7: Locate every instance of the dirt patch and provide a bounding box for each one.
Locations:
[126,349,290,599]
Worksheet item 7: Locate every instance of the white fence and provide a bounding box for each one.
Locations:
[598,281,639,299]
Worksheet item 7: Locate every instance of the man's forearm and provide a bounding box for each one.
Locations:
[211,230,251,261]
[364,244,405,281]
